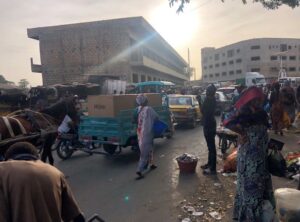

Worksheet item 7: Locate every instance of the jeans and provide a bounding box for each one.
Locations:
[203,127,216,171]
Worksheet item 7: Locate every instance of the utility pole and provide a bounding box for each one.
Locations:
[187,48,191,80]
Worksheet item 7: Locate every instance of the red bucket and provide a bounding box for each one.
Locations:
[177,159,198,173]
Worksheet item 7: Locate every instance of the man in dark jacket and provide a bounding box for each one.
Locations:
[201,84,217,175]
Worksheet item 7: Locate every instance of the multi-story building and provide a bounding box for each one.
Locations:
[201,38,300,83]
[28,17,189,86]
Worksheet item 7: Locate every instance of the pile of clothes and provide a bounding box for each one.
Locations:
[176,153,198,163]
[285,152,300,180]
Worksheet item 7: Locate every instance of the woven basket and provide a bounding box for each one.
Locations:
[177,159,198,173]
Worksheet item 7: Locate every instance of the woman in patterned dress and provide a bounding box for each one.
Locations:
[225,87,275,221]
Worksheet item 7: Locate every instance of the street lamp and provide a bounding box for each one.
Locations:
[272,51,288,79]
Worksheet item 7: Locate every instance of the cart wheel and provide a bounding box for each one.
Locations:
[56,140,74,160]
[221,138,228,154]
[103,144,117,155]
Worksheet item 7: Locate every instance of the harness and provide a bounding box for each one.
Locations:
[2,116,27,138]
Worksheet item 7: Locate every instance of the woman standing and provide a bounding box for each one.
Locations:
[225,87,275,221]
[135,94,159,179]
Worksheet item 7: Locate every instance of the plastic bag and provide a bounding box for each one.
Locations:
[153,120,168,137]
[267,149,287,177]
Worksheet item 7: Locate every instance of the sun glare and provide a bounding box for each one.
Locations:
[149,4,200,47]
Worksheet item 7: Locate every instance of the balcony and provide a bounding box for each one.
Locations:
[130,56,189,80]
[30,58,42,73]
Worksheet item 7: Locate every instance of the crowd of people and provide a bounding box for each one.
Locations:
[0,82,299,221]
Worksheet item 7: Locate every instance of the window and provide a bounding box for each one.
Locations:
[222,62,226,66]
[288,45,292,50]
[229,60,234,65]
[289,67,296,72]
[209,65,213,69]
[229,71,234,75]
[214,54,220,61]
[227,49,234,58]
[209,74,213,78]
[215,63,220,68]
[251,68,260,72]
[236,49,240,53]
[236,58,242,63]
[204,75,208,79]
[203,57,208,63]
[209,56,212,60]
[280,44,287,52]
[289,56,296,60]
[281,56,287,60]
[132,73,138,83]
[215,73,220,77]
[251,45,260,50]
[236,70,242,74]
[147,76,152,81]
[203,66,207,70]
[222,72,227,76]
[251,56,260,61]
[270,56,277,60]
[141,75,146,82]
[222,53,225,57]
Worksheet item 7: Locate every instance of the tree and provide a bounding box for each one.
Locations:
[169,0,300,12]
[18,79,29,89]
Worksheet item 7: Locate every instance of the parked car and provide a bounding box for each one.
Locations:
[168,94,202,128]
[200,91,231,115]
[217,86,236,100]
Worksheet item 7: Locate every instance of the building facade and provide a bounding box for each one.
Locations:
[28,17,189,86]
[201,38,300,83]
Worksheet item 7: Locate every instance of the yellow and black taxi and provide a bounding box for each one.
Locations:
[168,94,202,128]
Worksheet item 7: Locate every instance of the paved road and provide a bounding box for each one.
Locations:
[56,124,208,222]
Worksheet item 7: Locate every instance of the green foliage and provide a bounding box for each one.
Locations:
[18,79,29,89]
[0,75,7,83]
[169,0,300,12]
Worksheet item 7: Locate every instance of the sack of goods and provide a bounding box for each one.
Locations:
[223,148,238,173]
[275,188,300,222]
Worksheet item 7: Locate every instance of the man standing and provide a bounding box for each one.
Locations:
[0,142,85,222]
[201,84,217,175]
[280,81,296,124]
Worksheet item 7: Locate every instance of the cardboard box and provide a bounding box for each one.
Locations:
[87,94,162,117]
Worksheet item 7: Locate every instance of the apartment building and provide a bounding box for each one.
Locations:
[28,17,189,86]
[201,38,300,83]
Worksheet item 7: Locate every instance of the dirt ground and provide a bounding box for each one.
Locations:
[175,130,299,222]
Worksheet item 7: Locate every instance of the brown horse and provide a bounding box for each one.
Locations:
[0,98,78,164]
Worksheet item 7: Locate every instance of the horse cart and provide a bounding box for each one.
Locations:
[55,105,174,160]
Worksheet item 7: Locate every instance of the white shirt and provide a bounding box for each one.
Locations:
[58,115,72,133]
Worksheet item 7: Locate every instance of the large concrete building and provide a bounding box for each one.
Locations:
[201,38,300,83]
[28,17,189,86]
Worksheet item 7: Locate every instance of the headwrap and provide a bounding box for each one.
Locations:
[206,84,216,96]
[136,94,148,106]
[234,86,264,110]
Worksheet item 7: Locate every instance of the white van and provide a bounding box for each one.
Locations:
[236,72,266,87]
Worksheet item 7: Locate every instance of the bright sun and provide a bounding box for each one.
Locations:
[149,4,200,47]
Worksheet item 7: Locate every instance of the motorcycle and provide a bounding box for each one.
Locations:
[53,133,97,160]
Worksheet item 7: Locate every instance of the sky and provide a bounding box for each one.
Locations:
[0,0,300,86]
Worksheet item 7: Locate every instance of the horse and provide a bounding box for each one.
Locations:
[0,97,78,165]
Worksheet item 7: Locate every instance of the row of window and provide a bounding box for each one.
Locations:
[204,55,300,69]
[203,70,243,79]
[203,49,241,63]
[203,59,243,70]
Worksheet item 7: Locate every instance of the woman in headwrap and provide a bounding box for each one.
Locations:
[270,82,284,135]
[135,94,159,179]
[224,86,275,221]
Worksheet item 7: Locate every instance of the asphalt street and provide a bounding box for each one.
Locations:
[55,122,300,222]
[56,124,209,222]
